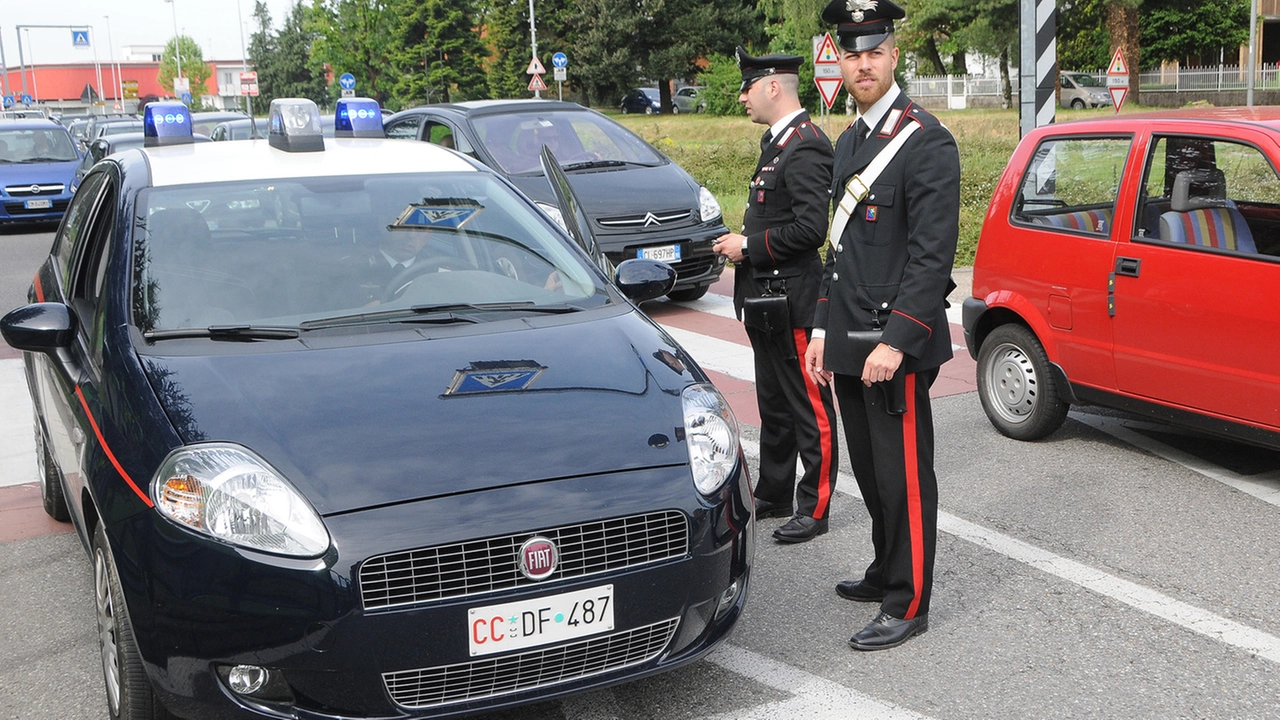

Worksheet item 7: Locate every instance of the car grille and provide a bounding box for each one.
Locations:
[596,208,692,230]
[4,184,66,196]
[382,617,680,709]
[359,510,689,610]
[4,200,70,216]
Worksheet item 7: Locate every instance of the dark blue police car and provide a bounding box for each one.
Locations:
[2,99,753,719]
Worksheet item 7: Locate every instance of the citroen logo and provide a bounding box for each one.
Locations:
[642,212,661,227]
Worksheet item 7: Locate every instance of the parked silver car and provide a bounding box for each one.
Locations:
[671,87,706,114]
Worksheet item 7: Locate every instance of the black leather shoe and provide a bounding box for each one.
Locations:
[848,611,928,651]
[771,514,828,543]
[835,579,884,603]
[753,498,793,519]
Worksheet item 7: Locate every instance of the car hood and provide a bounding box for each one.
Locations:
[140,309,699,515]
[506,162,699,218]
[2,159,79,185]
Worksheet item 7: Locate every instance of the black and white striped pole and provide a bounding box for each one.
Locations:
[1019,0,1056,136]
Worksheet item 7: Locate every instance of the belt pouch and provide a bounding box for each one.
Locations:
[743,295,792,337]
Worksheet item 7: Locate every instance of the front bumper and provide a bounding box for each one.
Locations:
[0,191,72,224]
[117,462,753,719]
[600,221,728,293]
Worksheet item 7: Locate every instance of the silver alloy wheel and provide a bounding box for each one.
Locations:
[982,341,1038,425]
[95,547,123,715]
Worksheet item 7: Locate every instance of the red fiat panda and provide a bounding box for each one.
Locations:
[963,108,1280,450]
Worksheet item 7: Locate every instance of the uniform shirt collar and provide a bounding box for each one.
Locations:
[855,82,901,137]
[768,108,806,145]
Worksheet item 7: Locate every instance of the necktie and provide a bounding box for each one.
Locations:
[760,129,773,153]
[851,118,868,155]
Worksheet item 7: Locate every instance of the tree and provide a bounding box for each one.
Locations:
[566,0,644,106]
[157,36,213,107]
[1106,0,1141,104]
[308,0,402,106]
[483,0,574,101]
[1140,0,1248,67]
[250,2,329,111]
[387,0,490,107]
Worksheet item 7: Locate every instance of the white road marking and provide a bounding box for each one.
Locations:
[701,644,934,720]
[739,438,1280,667]
[0,358,36,489]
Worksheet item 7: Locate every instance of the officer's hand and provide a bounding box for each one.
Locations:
[713,233,746,263]
[862,343,904,387]
[805,338,832,387]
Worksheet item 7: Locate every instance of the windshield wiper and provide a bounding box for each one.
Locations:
[561,159,627,172]
[300,302,580,330]
[20,156,73,163]
[144,325,301,341]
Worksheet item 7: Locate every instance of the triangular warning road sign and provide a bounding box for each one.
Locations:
[1109,86,1128,112]
[528,74,548,92]
[815,77,843,109]
[527,57,546,75]
[1107,47,1128,76]
[815,33,840,65]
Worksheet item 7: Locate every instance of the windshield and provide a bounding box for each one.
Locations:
[132,172,609,334]
[471,110,665,175]
[1069,74,1103,87]
[0,128,78,162]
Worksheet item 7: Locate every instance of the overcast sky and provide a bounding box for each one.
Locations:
[1,0,302,67]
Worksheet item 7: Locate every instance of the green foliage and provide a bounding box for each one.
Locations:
[1057,0,1111,70]
[485,0,575,101]
[157,36,212,103]
[1140,0,1249,67]
[308,0,402,106]
[249,2,329,111]
[699,53,747,116]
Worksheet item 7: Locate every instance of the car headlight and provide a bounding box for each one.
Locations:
[536,201,568,231]
[153,443,330,558]
[682,383,740,495]
[698,186,722,223]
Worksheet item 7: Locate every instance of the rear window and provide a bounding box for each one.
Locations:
[1011,136,1132,236]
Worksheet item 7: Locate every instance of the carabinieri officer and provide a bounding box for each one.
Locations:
[804,0,961,650]
[714,47,838,544]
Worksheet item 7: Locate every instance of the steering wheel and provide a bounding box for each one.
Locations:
[381,256,479,302]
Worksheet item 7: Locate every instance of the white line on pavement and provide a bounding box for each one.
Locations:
[739,438,1280,667]
[0,358,35,489]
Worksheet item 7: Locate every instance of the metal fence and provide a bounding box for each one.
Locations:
[906,64,1280,105]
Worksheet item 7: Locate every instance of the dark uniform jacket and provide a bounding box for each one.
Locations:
[734,111,834,329]
[814,93,960,375]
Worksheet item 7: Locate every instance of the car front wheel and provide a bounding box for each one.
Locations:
[93,524,173,720]
[1071,98,1085,109]
[976,323,1069,441]
[35,418,69,521]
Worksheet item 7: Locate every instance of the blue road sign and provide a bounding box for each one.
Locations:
[21,94,33,106]
[552,52,568,68]
[2,96,13,109]
[181,92,192,105]
[72,30,90,47]
[339,73,357,90]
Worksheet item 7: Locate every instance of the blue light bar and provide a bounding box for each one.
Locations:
[334,97,384,138]
[268,98,325,153]
[143,102,195,147]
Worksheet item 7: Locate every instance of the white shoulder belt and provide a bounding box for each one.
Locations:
[829,119,921,246]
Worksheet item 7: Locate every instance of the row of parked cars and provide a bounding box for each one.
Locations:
[620,86,706,114]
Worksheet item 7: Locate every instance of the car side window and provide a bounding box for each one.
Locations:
[424,121,473,155]
[385,114,422,140]
[52,171,109,292]
[1011,136,1131,237]
[66,172,119,365]
[1135,135,1278,258]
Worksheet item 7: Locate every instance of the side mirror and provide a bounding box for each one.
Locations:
[615,259,676,303]
[0,303,78,352]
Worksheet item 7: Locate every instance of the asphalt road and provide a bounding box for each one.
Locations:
[3,224,1280,720]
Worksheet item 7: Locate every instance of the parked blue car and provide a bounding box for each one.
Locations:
[0,118,80,225]
[620,87,663,114]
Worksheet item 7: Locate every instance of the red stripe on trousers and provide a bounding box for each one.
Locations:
[901,373,924,619]
[791,328,834,518]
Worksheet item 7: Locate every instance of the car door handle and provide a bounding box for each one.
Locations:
[1115,256,1141,277]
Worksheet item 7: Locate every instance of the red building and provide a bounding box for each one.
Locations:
[2,60,247,114]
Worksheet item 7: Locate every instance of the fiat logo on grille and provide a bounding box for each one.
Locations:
[518,536,557,581]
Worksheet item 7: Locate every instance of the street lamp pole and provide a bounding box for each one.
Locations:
[164,0,183,79]
[105,15,122,110]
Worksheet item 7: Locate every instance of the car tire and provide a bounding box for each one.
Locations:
[621,106,631,114]
[666,284,710,302]
[94,523,174,720]
[1071,98,1085,110]
[672,105,680,115]
[35,419,70,522]
[976,323,1069,441]
[645,106,655,115]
